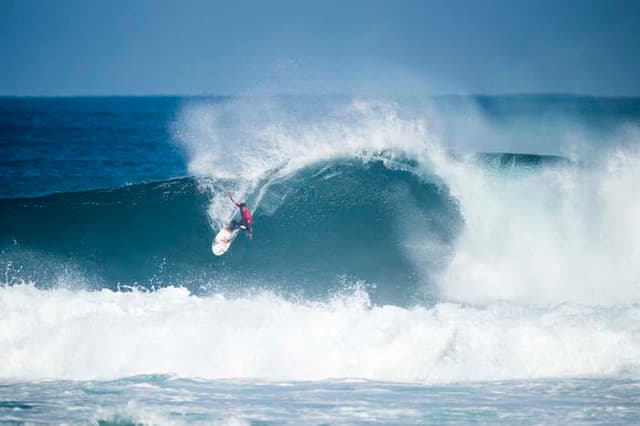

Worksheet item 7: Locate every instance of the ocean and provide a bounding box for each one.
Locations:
[1,95,639,424]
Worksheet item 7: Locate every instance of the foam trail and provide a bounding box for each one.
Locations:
[1,284,638,382]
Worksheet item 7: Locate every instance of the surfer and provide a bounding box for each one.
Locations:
[227,194,253,240]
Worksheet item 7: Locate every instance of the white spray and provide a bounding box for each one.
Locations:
[175,97,640,306]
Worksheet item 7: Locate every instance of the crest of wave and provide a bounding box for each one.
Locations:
[173,97,445,229]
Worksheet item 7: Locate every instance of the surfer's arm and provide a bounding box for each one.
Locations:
[227,193,241,207]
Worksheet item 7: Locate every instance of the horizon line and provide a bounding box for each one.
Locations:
[1,92,640,100]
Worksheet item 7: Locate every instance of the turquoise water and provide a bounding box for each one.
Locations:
[2,376,638,425]
[1,95,639,424]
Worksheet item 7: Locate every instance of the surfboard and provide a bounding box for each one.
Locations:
[212,225,241,256]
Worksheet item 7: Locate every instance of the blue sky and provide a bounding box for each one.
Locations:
[1,0,639,96]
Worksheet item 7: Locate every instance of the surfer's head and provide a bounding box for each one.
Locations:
[239,202,247,208]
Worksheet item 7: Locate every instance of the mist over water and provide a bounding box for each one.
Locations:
[441,150,640,305]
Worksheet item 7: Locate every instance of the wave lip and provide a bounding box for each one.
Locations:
[1,284,638,383]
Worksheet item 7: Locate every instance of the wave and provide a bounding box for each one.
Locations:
[2,98,640,309]
[1,283,638,382]
[0,152,580,305]
[178,97,640,307]
[0,159,458,305]
[2,97,640,384]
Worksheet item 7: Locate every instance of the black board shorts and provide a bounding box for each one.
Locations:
[231,220,249,232]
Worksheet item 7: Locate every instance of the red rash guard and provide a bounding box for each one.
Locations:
[237,204,253,227]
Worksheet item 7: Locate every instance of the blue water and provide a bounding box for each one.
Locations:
[0,96,187,198]
[1,95,639,424]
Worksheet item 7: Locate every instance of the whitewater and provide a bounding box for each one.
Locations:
[2,284,639,383]
[1,95,640,423]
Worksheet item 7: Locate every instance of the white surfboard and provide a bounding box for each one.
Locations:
[212,225,241,256]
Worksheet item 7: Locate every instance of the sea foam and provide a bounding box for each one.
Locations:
[1,284,638,382]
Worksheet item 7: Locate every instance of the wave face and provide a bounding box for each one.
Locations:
[0,159,461,305]
[1,96,640,383]
[2,152,585,306]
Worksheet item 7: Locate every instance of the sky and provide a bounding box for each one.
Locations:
[1,0,639,96]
